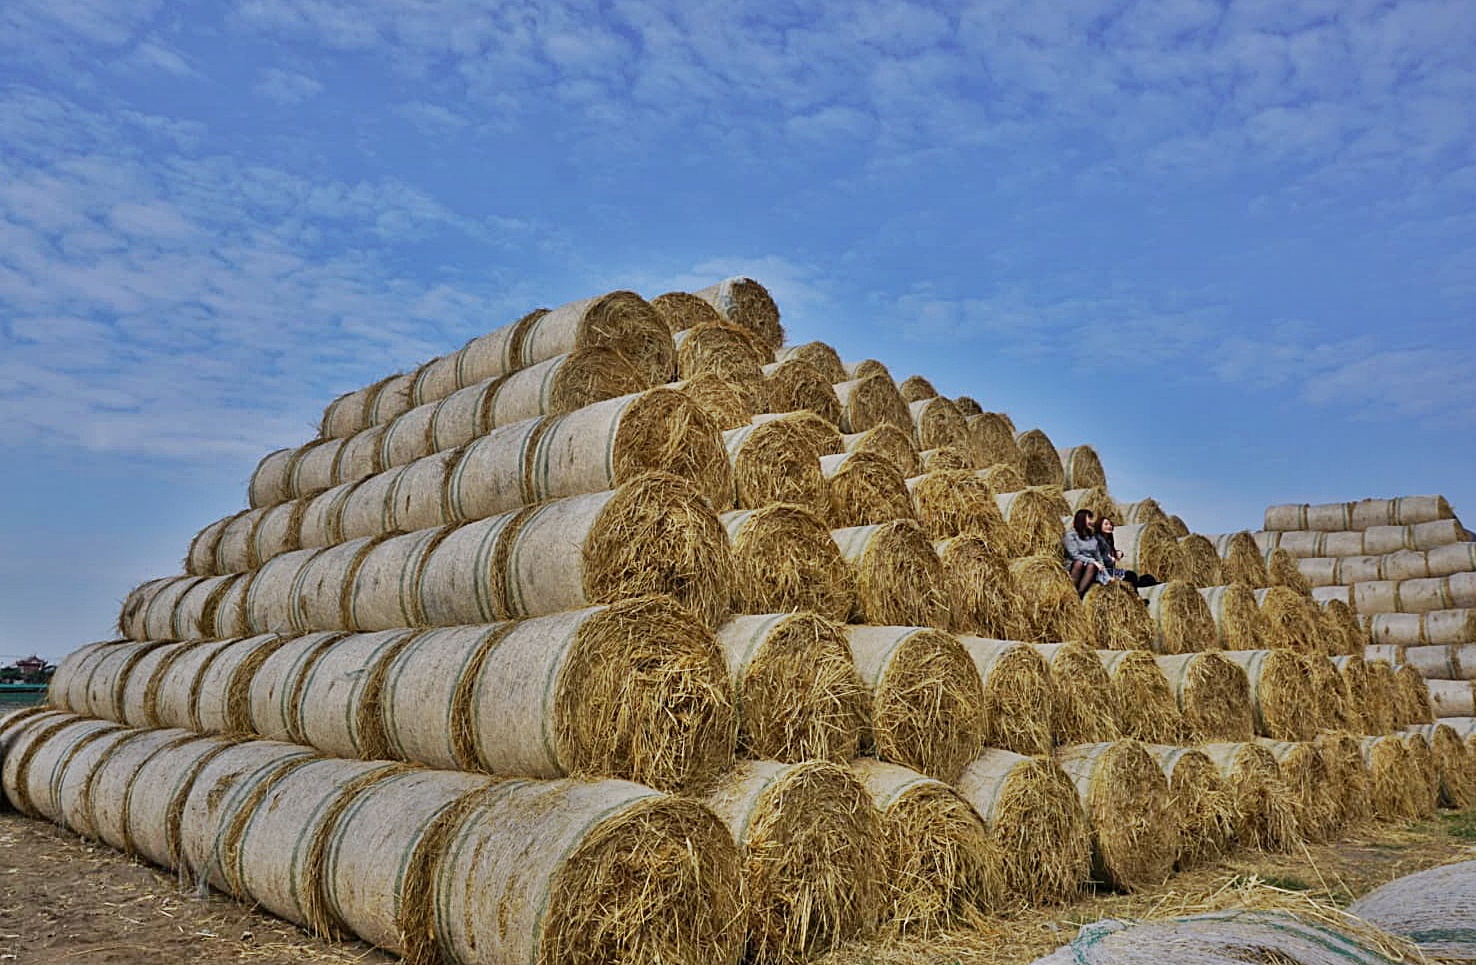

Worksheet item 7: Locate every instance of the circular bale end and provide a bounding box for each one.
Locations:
[1399,731,1440,814]
[1411,723,1475,809]
[1257,739,1342,843]
[908,470,1007,545]
[1095,650,1183,745]
[1220,649,1318,742]
[1010,555,1090,645]
[1154,652,1255,742]
[935,535,1016,638]
[1301,654,1356,733]
[1056,741,1177,891]
[835,374,912,435]
[1059,445,1107,491]
[577,290,675,385]
[716,613,868,764]
[898,374,939,403]
[1360,735,1427,821]
[696,277,783,353]
[723,505,853,621]
[1223,531,1271,588]
[919,445,976,472]
[910,397,970,454]
[608,388,733,509]
[1266,547,1313,596]
[842,424,921,479]
[1200,741,1301,852]
[543,347,649,416]
[652,291,724,333]
[1031,643,1119,745]
[777,341,847,384]
[1316,731,1374,828]
[1085,579,1155,652]
[763,358,842,426]
[674,372,756,430]
[674,321,766,388]
[832,521,950,629]
[1014,429,1064,488]
[821,451,914,528]
[997,486,1071,558]
[958,636,1055,756]
[967,414,1022,470]
[979,462,1027,494]
[1178,534,1225,587]
[1255,586,1323,655]
[1393,664,1435,726]
[1320,599,1366,656]
[1143,746,1236,870]
[725,416,830,517]
[1201,583,1268,650]
[1364,659,1398,735]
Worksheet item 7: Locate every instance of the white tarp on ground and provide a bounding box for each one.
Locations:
[1348,859,1476,962]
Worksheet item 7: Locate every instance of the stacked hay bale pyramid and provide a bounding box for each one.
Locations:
[2,278,1469,964]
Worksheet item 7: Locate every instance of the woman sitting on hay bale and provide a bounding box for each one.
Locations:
[1064,510,1158,598]
[1095,515,1159,590]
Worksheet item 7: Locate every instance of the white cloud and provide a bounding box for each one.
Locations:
[254,67,324,105]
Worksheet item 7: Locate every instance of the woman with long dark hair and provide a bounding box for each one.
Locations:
[1063,508,1106,597]
[1093,516,1158,589]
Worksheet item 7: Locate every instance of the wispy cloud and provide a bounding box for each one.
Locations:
[254,67,323,104]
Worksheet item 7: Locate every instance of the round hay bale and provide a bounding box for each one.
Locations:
[1162,515,1190,539]
[468,598,735,794]
[1178,535,1225,587]
[248,502,308,572]
[652,290,724,334]
[177,741,318,891]
[1256,739,1342,843]
[723,417,831,515]
[83,640,172,723]
[673,372,758,430]
[966,414,1022,470]
[919,445,976,472]
[245,630,348,744]
[1030,643,1119,745]
[979,462,1027,494]
[1141,580,1219,655]
[1219,649,1317,741]
[851,758,1005,934]
[1402,722,1474,809]
[953,396,982,417]
[52,725,140,838]
[1320,598,1366,655]
[1266,547,1313,596]
[151,639,237,732]
[1364,659,1400,733]
[955,749,1091,904]
[844,625,986,781]
[1393,664,1435,726]
[1115,520,1184,583]
[1301,654,1356,732]
[348,528,450,631]
[1142,745,1236,869]
[334,423,389,489]
[1094,651,1183,744]
[377,625,510,771]
[897,374,939,403]
[117,641,196,728]
[86,727,197,854]
[1220,531,1271,587]
[120,576,201,642]
[834,374,912,434]
[1115,498,1167,526]
[1359,734,1428,820]
[1058,445,1106,490]
[1154,652,1254,742]
[3,715,120,820]
[1255,586,1323,654]
[289,437,345,501]
[1373,611,1476,649]
[1399,731,1440,815]
[248,448,295,510]
[295,628,422,760]
[935,535,1016,638]
[514,290,674,385]
[1331,655,1375,734]
[1198,583,1268,650]
[187,511,237,576]
[821,450,913,528]
[957,635,1055,755]
[844,358,892,381]
[241,546,321,634]
[696,276,784,352]
[1056,741,1177,891]
[1014,429,1064,488]
[675,322,766,386]
[297,482,354,550]
[193,634,289,736]
[1009,555,1090,644]
[717,613,868,764]
[124,735,233,870]
[705,760,880,962]
[322,768,493,963]
[909,397,969,454]
[832,521,949,628]
[1199,741,1301,852]
[997,486,1071,558]
[722,505,853,621]
[48,641,116,713]
[486,348,649,430]
[1084,579,1154,651]
[1064,485,1117,522]
[763,358,842,426]
[1366,642,1406,665]
[378,402,438,472]
[775,341,847,384]
[1315,731,1373,828]
[841,425,921,478]
[907,470,1008,546]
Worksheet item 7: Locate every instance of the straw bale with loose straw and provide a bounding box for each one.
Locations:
[1220,531,1272,587]
[851,758,1005,935]
[832,521,949,628]
[953,395,983,417]
[1199,741,1301,852]
[776,341,847,383]
[1058,445,1107,490]
[516,289,675,385]
[1064,485,1117,522]
[1199,583,1267,650]
[1015,429,1064,487]
[1142,745,1236,870]
[675,321,766,384]
[86,727,198,855]
[1178,535,1224,587]
[82,640,173,723]
[1010,554,1091,644]
[705,759,880,964]
[844,358,892,381]
[1115,519,1184,583]
[1116,498,1168,525]
[997,486,1071,558]
[673,372,756,430]
[1095,650,1183,744]
[1401,722,1474,809]
[1329,655,1374,735]
[1255,586,1324,654]
[909,397,970,453]
[1301,654,1356,733]
[834,374,912,434]
[150,639,237,732]
[123,735,234,871]
[1392,663,1434,726]
[696,275,785,352]
[723,505,853,621]
[3,716,120,819]
[119,643,201,727]
[1219,649,1317,741]
[48,641,114,712]
[248,449,295,509]
[1256,739,1342,843]
[844,625,986,781]
[1320,598,1366,655]
[1154,652,1254,741]
[821,450,913,528]
[763,358,842,426]
[842,424,921,478]
[1399,730,1439,814]
[322,768,492,964]
[956,636,1054,755]
[920,445,976,472]
[1140,580,1219,654]
[908,470,1008,545]
[1056,740,1177,891]
[1359,734,1429,820]
[1163,515,1190,539]
[290,629,420,760]
[1265,547,1312,596]
[967,414,1023,470]
[1315,731,1373,828]
[724,416,830,516]
[243,631,346,745]
[51,724,138,838]
[979,462,1027,494]
[1085,579,1154,651]
[1030,643,1119,745]
[1364,658,1399,734]
[652,290,724,333]
[717,613,868,764]
[935,535,1016,638]
[898,374,939,403]
[955,748,1091,904]
[193,634,289,736]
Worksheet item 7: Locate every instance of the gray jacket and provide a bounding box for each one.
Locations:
[1063,529,1106,566]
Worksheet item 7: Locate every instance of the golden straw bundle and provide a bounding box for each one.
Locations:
[1331,655,1375,734]
[1359,735,1429,820]
[1056,741,1178,891]
[1221,531,1271,587]
[1154,652,1254,742]
[1315,731,1373,828]
[1119,520,1185,584]
[934,535,1016,638]
[1319,599,1366,656]
[1256,739,1343,843]
[1255,586,1324,654]
[652,290,724,333]
[716,613,868,764]
[1199,741,1301,852]
[953,396,983,417]
[1178,535,1225,587]
[1015,429,1064,487]
[1163,515,1190,539]
[705,760,880,963]
[979,462,1027,494]
[674,322,766,393]
[908,470,1008,545]
[1219,649,1317,741]
[910,397,970,452]
[674,372,756,430]
[834,374,912,434]
[1399,731,1440,812]
[1084,579,1154,651]
[1143,745,1236,870]
[844,625,986,782]
[723,505,853,621]
[1301,654,1356,733]
[1266,547,1313,596]
[1030,643,1120,745]
[1363,659,1398,735]
[898,374,939,403]
[844,359,892,382]
[841,425,921,478]
[821,451,913,528]
[1402,723,1474,809]
[832,522,949,628]
[1199,583,1268,650]
[997,486,1071,558]
[966,413,1021,470]
[695,277,785,352]
[1095,650,1183,744]
[920,445,976,472]
[957,636,1055,755]
[763,358,842,426]
[1116,498,1167,525]
[955,749,1091,904]
[725,416,832,516]
[1141,581,1220,654]
[1058,446,1107,490]
[851,758,1005,935]
[775,341,847,383]
[1393,664,1435,726]
[1009,555,1090,644]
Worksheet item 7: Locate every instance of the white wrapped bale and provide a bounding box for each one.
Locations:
[152,639,238,732]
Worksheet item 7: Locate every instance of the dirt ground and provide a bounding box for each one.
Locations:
[2,809,1473,965]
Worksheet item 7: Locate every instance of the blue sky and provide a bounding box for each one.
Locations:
[2,0,1474,663]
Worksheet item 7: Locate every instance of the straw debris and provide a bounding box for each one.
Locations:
[723,505,854,621]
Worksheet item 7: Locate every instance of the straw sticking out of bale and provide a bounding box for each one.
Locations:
[674,373,755,430]
[844,359,892,382]
[968,414,1022,471]
[723,505,853,621]
[1393,664,1435,726]
[1403,723,1474,809]
[1010,555,1090,644]
[997,486,1071,558]
[705,760,880,963]
[1199,742,1300,852]
[955,749,1091,904]
[920,446,976,472]
[1219,649,1317,741]
[1360,735,1428,820]
[842,425,921,478]
[910,397,970,454]
[1015,429,1064,487]
[957,636,1055,756]
[1301,654,1355,733]
[674,322,766,391]
[1267,547,1313,595]
[1178,535,1225,587]
[1221,531,1271,587]
[1085,580,1154,652]
[1199,584,1268,650]
[716,613,868,765]
[1363,659,1398,735]
[851,758,1005,935]
[1316,732,1373,828]
[1095,651,1182,744]
[821,451,913,528]
[1056,741,1177,891]
[845,625,986,782]
[1154,652,1254,742]
[1058,446,1107,490]
[1320,599,1365,655]
[935,535,1015,638]
[979,463,1027,494]
[1141,581,1220,655]
[953,396,983,417]
[652,291,724,333]
[1031,643,1120,745]
[696,277,784,352]
[1255,586,1323,654]
[1257,739,1342,843]
[763,358,841,426]
[908,470,1008,546]
[898,375,939,403]
[834,374,912,435]
[1399,731,1440,813]
[832,522,949,629]
[1142,746,1236,870]
[725,416,831,516]
[776,341,847,384]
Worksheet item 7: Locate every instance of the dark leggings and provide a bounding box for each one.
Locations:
[1068,560,1100,597]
